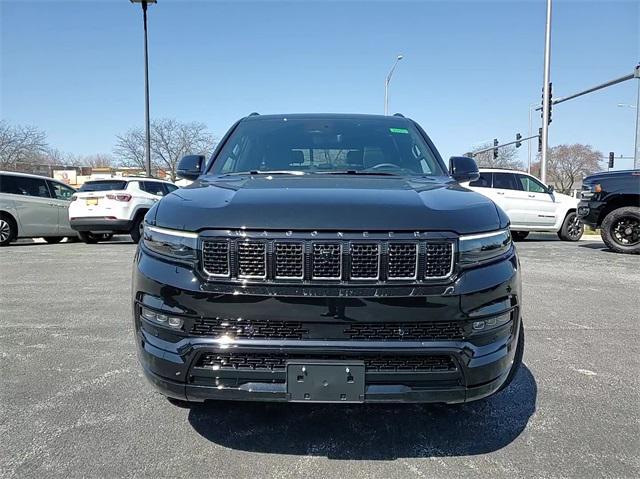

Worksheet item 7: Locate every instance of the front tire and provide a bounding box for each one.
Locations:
[0,215,17,246]
[511,231,529,241]
[78,232,101,244]
[44,236,64,244]
[130,215,144,244]
[557,211,583,241]
[600,206,640,254]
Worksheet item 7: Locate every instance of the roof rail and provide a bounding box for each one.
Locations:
[248,112,260,116]
[393,113,405,118]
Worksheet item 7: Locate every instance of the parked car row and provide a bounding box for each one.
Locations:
[0,171,177,246]
[2,166,638,254]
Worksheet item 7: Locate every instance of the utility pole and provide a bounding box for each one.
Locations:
[540,0,553,184]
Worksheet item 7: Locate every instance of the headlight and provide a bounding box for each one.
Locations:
[459,229,512,266]
[142,224,198,261]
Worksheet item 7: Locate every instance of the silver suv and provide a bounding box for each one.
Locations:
[0,171,77,246]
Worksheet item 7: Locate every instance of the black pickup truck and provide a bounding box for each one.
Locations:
[133,113,523,406]
[578,169,640,254]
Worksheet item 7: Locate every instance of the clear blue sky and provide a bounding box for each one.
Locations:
[1,0,638,170]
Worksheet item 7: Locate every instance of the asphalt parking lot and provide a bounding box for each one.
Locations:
[1,235,639,478]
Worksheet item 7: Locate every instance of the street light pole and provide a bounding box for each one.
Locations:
[131,0,156,177]
[384,55,403,116]
[634,76,640,169]
[540,0,553,184]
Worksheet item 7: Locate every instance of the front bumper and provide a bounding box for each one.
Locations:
[577,200,604,228]
[133,247,522,404]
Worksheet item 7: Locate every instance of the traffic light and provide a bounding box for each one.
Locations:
[608,152,614,169]
[493,139,499,160]
[541,82,553,125]
[538,128,542,153]
[515,133,522,148]
[548,82,553,125]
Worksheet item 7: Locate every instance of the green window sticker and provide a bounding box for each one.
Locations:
[389,127,409,134]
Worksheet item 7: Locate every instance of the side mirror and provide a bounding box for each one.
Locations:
[449,156,480,183]
[177,155,205,181]
[547,184,555,193]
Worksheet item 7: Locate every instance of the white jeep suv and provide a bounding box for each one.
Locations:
[69,177,178,243]
[463,168,583,241]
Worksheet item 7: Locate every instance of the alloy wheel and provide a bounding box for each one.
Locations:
[567,215,583,239]
[0,220,11,242]
[611,217,640,246]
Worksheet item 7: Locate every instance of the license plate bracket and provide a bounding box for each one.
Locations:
[286,361,365,403]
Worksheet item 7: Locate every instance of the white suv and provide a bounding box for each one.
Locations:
[463,168,583,241]
[69,177,178,243]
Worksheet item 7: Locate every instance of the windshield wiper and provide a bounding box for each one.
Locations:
[314,170,399,176]
[221,170,306,176]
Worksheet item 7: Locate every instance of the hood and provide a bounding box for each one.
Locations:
[583,169,640,183]
[154,175,507,234]
[553,191,579,205]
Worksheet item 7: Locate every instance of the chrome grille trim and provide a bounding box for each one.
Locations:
[202,240,231,277]
[311,243,342,280]
[424,242,455,279]
[199,233,455,283]
[387,242,418,280]
[274,242,304,279]
[237,241,267,279]
[350,243,380,280]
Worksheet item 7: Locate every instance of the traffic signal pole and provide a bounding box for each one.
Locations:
[540,0,553,184]
[470,134,539,156]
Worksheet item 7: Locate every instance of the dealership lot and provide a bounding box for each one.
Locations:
[1,237,638,479]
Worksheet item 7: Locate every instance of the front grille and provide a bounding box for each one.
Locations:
[275,242,304,279]
[238,241,266,278]
[312,243,342,279]
[388,243,418,279]
[344,321,465,341]
[350,243,380,279]
[202,241,230,276]
[196,352,457,372]
[200,234,454,283]
[190,318,465,341]
[191,318,307,339]
[425,243,453,278]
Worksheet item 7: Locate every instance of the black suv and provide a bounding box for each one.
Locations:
[133,114,524,405]
[578,169,640,254]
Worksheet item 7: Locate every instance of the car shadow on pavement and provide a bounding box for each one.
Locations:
[577,243,615,253]
[187,365,536,460]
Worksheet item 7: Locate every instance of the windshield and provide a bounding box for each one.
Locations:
[209,117,446,176]
[79,180,127,192]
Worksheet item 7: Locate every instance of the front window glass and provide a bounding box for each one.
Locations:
[1,175,51,198]
[469,172,492,188]
[141,181,165,196]
[518,174,547,193]
[49,181,75,200]
[492,173,521,191]
[209,118,446,176]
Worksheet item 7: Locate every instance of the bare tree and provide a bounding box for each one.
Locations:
[531,144,602,193]
[466,143,523,170]
[0,121,48,170]
[114,119,216,180]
